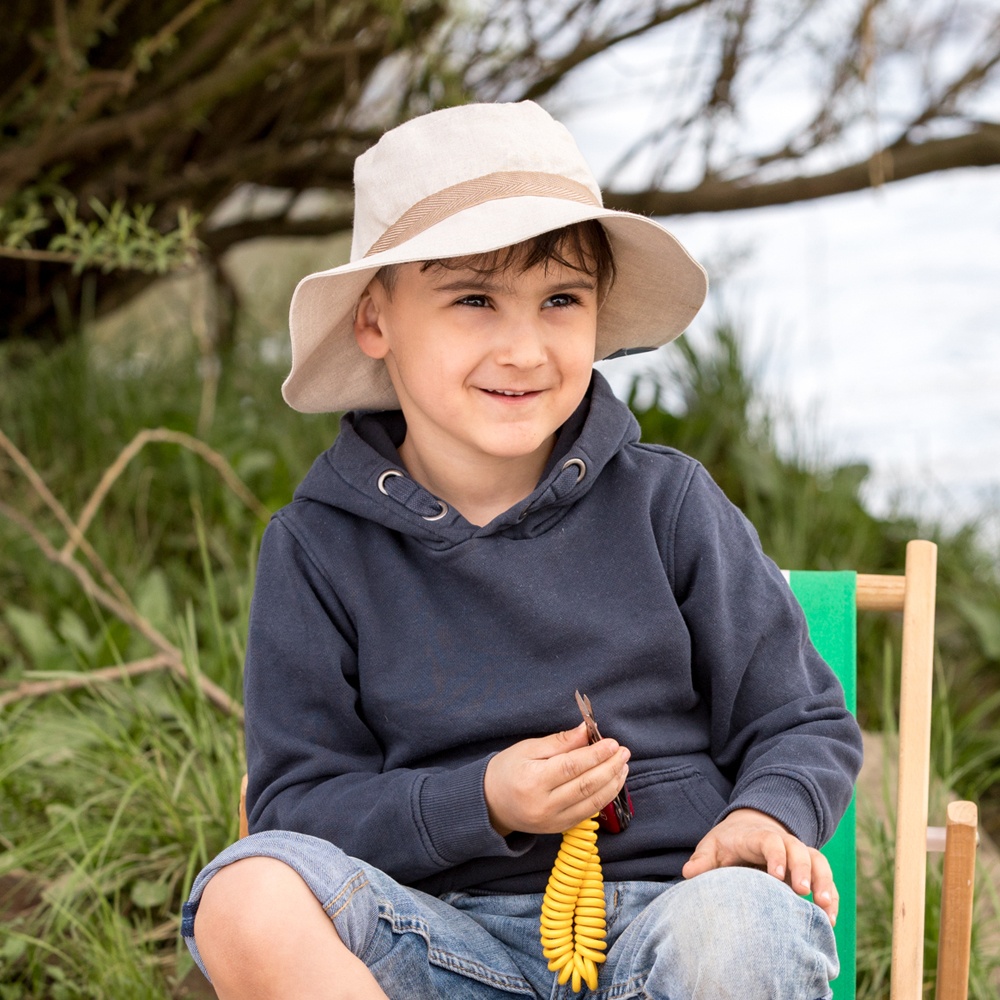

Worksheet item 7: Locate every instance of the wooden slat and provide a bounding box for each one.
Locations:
[890,540,938,1000]
[935,800,978,1000]
[857,573,906,612]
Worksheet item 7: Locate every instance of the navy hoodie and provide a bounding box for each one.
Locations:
[243,372,863,895]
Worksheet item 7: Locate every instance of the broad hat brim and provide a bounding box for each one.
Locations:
[285,194,707,413]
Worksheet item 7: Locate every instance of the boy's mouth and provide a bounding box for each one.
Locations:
[481,388,539,397]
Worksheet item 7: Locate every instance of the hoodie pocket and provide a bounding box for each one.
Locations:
[623,765,730,845]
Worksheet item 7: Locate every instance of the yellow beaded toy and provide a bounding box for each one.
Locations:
[539,692,633,993]
[539,814,607,992]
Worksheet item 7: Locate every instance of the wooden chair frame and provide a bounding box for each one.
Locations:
[856,540,977,1000]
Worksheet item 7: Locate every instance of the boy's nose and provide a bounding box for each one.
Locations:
[495,315,547,367]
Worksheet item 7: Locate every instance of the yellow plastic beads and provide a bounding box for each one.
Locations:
[539,815,607,992]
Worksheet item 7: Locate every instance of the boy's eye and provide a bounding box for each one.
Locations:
[456,294,490,308]
[546,293,581,308]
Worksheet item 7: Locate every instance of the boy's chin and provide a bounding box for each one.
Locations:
[477,432,559,464]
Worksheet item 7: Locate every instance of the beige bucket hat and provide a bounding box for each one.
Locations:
[284,101,708,413]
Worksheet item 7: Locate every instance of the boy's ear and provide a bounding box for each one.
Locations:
[353,286,390,360]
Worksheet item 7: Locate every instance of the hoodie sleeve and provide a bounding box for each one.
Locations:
[669,463,863,847]
[242,516,531,882]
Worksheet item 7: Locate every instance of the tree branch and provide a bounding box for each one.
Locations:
[0,654,174,709]
[0,427,134,612]
[0,245,78,264]
[201,211,356,256]
[68,428,270,553]
[0,497,244,720]
[513,0,715,102]
[605,124,1000,215]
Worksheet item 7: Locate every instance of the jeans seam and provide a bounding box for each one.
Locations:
[808,899,836,999]
[428,946,534,994]
[323,870,370,920]
[373,908,535,996]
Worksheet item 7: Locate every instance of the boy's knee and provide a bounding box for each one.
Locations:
[195,857,334,968]
[669,866,799,926]
[643,869,837,999]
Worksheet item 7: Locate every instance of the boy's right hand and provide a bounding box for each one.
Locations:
[483,722,630,836]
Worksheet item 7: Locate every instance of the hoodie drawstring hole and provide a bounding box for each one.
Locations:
[378,468,449,521]
[377,469,404,494]
[563,458,587,483]
[422,501,449,522]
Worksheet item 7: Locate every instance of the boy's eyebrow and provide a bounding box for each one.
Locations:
[429,274,598,293]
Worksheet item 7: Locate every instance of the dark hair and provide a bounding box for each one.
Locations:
[374,220,616,299]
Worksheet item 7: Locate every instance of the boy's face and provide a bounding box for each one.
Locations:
[354,253,598,489]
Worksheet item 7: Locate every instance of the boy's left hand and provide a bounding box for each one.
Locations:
[681,808,839,926]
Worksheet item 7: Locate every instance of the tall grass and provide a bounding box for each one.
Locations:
[1,321,998,997]
[0,334,338,995]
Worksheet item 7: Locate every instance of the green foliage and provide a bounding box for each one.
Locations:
[49,197,202,275]
[0,194,48,249]
[0,671,244,995]
[1,183,202,275]
[0,334,337,993]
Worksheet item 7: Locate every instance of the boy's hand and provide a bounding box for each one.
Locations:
[484,723,630,837]
[682,808,839,926]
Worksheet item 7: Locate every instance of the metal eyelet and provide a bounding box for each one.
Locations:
[377,469,404,494]
[562,458,587,483]
[422,501,449,522]
[378,469,448,521]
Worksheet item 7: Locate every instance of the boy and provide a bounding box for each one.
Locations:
[183,102,862,999]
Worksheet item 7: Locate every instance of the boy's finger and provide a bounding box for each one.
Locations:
[547,735,623,781]
[533,722,592,758]
[781,835,814,895]
[806,850,839,926]
[756,830,790,881]
[554,760,630,829]
[813,866,840,927]
[547,745,629,816]
[681,841,719,879]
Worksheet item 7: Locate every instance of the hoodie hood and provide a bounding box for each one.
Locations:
[292,371,640,545]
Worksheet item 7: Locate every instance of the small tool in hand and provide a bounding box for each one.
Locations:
[575,690,634,833]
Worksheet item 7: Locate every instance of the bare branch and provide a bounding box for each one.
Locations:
[0,655,173,709]
[0,421,267,722]
[605,124,1000,215]
[201,212,356,257]
[0,246,78,265]
[69,428,271,553]
[3,0,999,338]
[910,16,1000,127]
[0,427,134,611]
[0,497,243,720]
[513,0,715,102]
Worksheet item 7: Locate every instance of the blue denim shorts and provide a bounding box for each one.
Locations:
[182,830,837,999]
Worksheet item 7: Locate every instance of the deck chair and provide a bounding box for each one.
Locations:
[237,540,977,999]
[788,539,978,1000]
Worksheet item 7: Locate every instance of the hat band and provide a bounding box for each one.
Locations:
[363,170,601,257]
